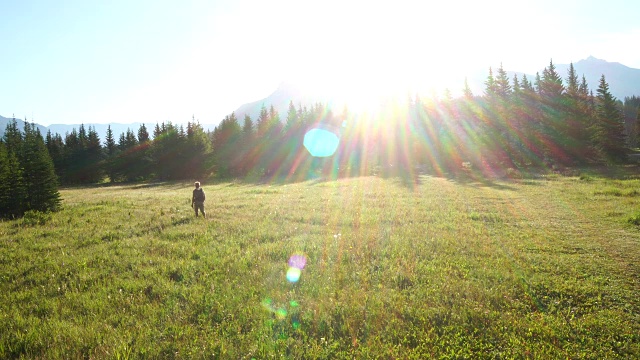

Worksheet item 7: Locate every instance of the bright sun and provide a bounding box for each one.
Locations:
[279,0,488,113]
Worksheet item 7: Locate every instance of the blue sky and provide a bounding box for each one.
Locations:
[2,0,639,126]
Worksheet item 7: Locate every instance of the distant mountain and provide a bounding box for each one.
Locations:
[3,58,638,137]
[0,115,144,142]
[232,81,334,123]
[0,115,48,139]
[555,56,640,100]
[46,123,144,142]
[232,57,640,121]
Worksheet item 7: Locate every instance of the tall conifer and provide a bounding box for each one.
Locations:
[593,75,627,162]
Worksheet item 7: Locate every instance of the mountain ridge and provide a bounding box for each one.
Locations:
[2,57,639,138]
[231,57,640,121]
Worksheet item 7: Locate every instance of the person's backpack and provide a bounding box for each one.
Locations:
[194,188,205,202]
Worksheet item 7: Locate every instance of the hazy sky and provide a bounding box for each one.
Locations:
[2,0,639,126]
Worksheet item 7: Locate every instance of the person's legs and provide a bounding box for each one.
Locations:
[199,203,206,218]
[195,202,205,218]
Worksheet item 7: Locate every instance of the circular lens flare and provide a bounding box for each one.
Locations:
[303,128,339,157]
[286,267,302,283]
[288,254,307,270]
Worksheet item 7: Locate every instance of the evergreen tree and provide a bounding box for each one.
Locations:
[284,101,299,132]
[256,104,270,136]
[484,67,497,98]
[622,96,640,148]
[518,73,544,165]
[565,63,579,98]
[495,63,512,99]
[45,130,65,179]
[538,60,569,164]
[20,123,61,212]
[521,74,534,92]
[212,114,242,177]
[138,123,150,143]
[84,126,103,183]
[593,75,628,162]
[104,125,118,182]
[234,114,254,176]
[0,141,25,217]
[151,122,185,180]
[3,117,22,151]
[636,107,640,148]
[462,77,473,100]
[182,119,211,178]
[563,63,585,161]
[242,114,254,138]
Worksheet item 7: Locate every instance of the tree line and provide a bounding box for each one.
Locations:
[0,121,60,217]
[2,59,639,217]
[43,119,211,184]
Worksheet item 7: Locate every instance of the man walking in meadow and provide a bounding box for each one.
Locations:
[192,181,206,218]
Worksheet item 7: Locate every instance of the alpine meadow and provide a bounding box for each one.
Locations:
[1,172,639,358]
[2,6,640,355]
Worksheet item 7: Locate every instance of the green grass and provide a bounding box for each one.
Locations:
[1,173,639,358]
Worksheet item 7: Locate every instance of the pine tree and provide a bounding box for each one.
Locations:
[182,119,211,178]
[565,63,579,98]
[104,125,118,182]
[212,114,242,177]
[0,141,25,217]
[462,77,473,100]
[484,67,497,98]
[45,130,65,179]
[521,74,534,92]
[284,101,298,132]
[242,114,254,138]
[85,126,103,182]
[538,59,568,164]
[563,63,591,162]
[138,123,150,143]
[636,107,640,148]
[495,63,512,99]
[593,75,628,162]
[20,123,61,212]
[3,117,22,151]
[256,104,270,136]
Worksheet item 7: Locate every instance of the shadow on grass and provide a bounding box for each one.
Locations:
[60,164,640,192]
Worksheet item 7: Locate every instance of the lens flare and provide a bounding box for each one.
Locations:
[303,128,339,157]
[276,308,287,320]
[286,267,302,283]
[288,254,307,270]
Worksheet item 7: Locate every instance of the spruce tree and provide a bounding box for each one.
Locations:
[593,75,628,162]
[495,63,512,99]
[484,67,497,98]
[0,141,25,217]
[45,130,65,179]
[104,125,118,182]
[284,101,299,133]
[138,123,150,143]
[462,77,473,100]
[21,123,61,212]
[538,60,568,164]
[212,114,241,177]
[182,119,210,178]
[85,126,103,182]
[256,104,270,136]
[636,108,640,148]
[565,63,579,98]
[564,63,590,162]
[3,117,22,151]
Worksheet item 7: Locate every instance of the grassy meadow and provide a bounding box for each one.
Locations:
[1,170,639,358]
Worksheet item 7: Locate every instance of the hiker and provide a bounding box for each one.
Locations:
[192,181,206,218]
